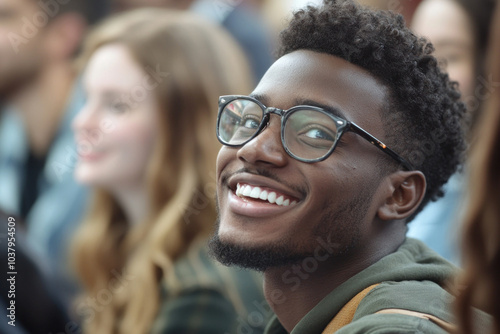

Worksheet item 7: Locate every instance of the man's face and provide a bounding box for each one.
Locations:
[0,0,45,97]
[211,50,391,271]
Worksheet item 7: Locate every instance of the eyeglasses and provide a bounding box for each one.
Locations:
[216,95,413,170]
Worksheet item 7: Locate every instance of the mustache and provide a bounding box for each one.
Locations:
[221,167,307,197]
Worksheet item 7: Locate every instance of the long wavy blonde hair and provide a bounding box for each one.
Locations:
[71,9,252,334]
[455,2,500,333]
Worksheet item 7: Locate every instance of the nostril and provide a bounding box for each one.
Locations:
[236,126,287,167]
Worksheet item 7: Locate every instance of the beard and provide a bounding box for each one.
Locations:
[209,190,372,272]
[209,233,311,272]
[0,52,43,99]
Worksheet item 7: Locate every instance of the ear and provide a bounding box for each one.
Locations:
[44,13,87,60]
[377,170,426,221]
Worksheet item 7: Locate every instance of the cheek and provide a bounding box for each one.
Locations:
[114,121,158,170]
[448,61,475,99]
[216,146,237,179]
[105,112,158,150]
[304,171,343,220]
[303,162,366,219]
[76,119,157,185]
[216,147,233,214]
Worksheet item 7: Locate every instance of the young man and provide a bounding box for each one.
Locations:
[210,1,469,333]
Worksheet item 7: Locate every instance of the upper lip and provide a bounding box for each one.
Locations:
[76,147,105,157]
[228,172,304,201]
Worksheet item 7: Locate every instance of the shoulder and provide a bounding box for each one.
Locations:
[356,280,454,319]
[341,280,454,334]
[336,313,448,334]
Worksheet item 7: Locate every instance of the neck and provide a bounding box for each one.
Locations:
[262,229,406,332]
[112,183,150,227]
[10,62,75,157]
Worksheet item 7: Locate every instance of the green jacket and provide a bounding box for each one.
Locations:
[264,238,461,334]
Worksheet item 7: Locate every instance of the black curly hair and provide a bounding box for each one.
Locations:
[277,0,467,218]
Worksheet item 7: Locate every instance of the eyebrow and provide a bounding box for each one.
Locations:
[249,93,349,121]
[93,90,126,103]
[294,98,348,120]
[249,93,269,105]
[101,91,121,99]
[81,81,122,100]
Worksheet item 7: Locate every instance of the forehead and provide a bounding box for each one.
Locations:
[412,0,473,47]
[84,44,145,92]
[251,50,387,130]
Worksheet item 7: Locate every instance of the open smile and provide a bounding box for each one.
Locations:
[225,175,303,218]
[236,183,298,206]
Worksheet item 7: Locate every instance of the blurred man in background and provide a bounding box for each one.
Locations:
[0,0,107,300]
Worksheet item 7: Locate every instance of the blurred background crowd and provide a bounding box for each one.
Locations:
[0,0,498,333]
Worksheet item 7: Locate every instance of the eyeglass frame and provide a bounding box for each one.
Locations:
[216,95,414,171]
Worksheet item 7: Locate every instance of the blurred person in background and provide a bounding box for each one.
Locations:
[111,0,274,84]
[456,1,500,332]
[0,211,73,333]
[260,0,322,37]
[261,0,420,38]
[0,0,108,303]
[407,0,496,264]
[356,0,422,24]
[72,8,267,334]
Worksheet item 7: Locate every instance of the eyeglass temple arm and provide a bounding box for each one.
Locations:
[349,123,414,171]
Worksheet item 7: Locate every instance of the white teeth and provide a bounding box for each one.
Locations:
[259,190,268,200]
[242,185,252,197]
[234,184,298,206]
[250,187,261,199]
[276,196,284,205]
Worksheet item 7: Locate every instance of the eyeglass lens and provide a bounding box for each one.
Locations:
[218,99,341,161]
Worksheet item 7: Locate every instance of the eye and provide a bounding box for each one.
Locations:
[295,124,337,150]
[304,128,334,141]
[242,118,260,129]
[109,101,130,113]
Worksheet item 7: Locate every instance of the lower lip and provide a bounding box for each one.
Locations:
[227,189,297,218]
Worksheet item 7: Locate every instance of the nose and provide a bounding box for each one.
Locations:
[236,115,288,167]
[72,101,100,141]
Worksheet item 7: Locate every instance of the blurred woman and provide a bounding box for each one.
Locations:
[411,0,494,119]
[71,9,265,334]
[407,0,495,264]
[456,2,500,332]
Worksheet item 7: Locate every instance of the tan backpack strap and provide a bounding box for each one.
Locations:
[322,284,380,334]
[375,308,457,332]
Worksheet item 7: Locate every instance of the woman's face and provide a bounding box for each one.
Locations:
[412,0,476,100]
[73,44,160,191]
